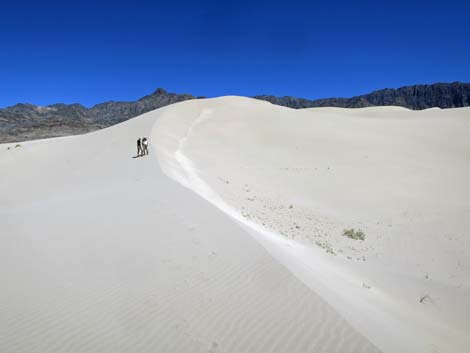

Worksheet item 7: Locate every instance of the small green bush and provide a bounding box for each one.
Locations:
[342,228,366,241]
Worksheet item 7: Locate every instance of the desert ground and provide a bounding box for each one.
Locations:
[1,97,468,353]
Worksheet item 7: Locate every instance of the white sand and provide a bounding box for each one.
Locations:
[154,97,470,353]
[0,103,379,353]
[1,97,468,353]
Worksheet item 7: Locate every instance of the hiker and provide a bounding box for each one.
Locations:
[142,137,149,155]
[137,138,142,156]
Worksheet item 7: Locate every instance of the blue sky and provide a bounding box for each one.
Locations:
[0,0,469,107]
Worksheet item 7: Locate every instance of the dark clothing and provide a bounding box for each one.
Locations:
[137,139,142,156]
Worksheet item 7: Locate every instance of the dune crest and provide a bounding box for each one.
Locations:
[154,96,470,353]
[1,99,382,353]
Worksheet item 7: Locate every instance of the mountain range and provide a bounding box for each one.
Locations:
[1,82,469,143]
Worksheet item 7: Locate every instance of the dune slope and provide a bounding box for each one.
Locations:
[0,102,380,353]
[154,97,470,353]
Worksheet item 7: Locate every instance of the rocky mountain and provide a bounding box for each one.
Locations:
[254,82,470,109]
[0,88,196,143]
[87,88,197,125]
[1,82,469,143]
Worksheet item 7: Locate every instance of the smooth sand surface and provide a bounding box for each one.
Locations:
[0,102,380,353]
[154,97,470,353]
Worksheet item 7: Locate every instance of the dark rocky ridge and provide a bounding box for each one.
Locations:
[1,82,469,143]
[0,88,196,143]
[255,82,470,109]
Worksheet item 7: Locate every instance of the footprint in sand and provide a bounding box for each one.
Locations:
[208,342,219,353]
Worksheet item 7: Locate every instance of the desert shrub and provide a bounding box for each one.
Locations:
[342,228,366,241]
[419,294,432,304]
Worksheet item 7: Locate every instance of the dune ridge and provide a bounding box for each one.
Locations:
[154,97,470,353]
[0,100,381,353]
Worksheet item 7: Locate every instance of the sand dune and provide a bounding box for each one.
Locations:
[1,97,468,353]
[154,97,470,353]
[0,102,380,353]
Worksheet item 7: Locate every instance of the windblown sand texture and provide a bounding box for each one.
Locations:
[1,97,469,353]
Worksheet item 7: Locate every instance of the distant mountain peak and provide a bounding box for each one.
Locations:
[152,88,168,95]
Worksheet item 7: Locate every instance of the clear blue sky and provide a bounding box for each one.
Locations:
[1,0,469,107]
